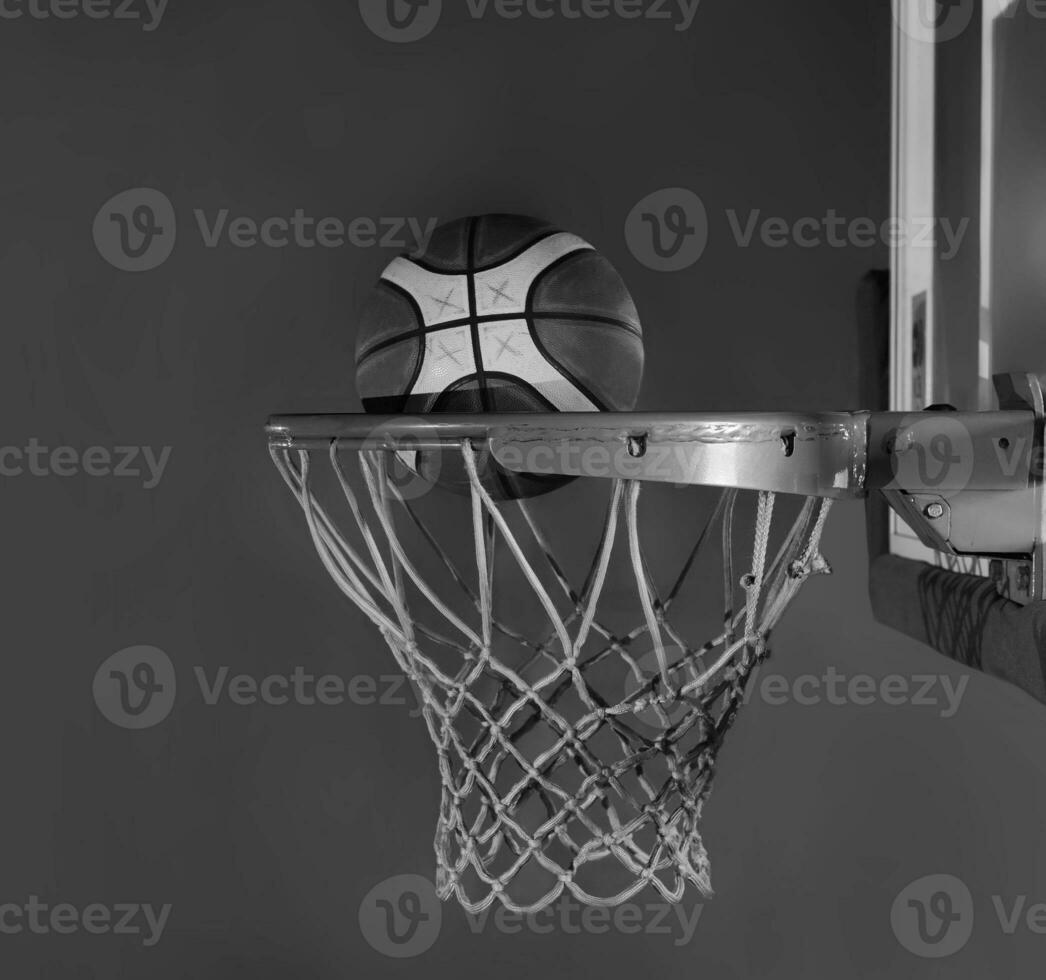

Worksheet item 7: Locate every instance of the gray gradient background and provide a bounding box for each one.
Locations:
[1,0,1045,977]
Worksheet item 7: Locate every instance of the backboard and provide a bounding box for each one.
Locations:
[878,0,1046,700]
[889,0,1046,576]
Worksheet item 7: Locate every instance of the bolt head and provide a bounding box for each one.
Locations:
[924,502,946,520]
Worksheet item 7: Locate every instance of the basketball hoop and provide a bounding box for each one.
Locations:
[267,391,1046,909]
[268,414,836,912]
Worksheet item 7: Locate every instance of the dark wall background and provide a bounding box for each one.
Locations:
[2,1,1045,977]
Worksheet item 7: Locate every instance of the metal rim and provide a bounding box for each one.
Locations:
[265,411,864,450]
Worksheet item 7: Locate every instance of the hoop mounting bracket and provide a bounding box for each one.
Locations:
[873,373,1046,601]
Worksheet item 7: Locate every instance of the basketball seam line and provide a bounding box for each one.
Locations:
[465,216,490,412]
[427,372,561,414]
[364,372,563,417]
[357,310,643,366]
[407,226,563,276]
[377,278,429,413]
[468,218,519,497]
[524,249,610,412]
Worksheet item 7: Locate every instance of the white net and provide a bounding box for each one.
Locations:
[271,441,833,914]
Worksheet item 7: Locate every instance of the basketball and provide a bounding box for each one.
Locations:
[355,214,644,499]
